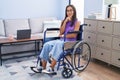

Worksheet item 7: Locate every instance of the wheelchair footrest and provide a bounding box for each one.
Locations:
[30,66,57,75]
[30,66,42,73]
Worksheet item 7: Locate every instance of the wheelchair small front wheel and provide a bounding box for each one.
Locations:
[61,68,73,78]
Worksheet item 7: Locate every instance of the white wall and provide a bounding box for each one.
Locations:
[0,0,105,20]
[0,0,68,20]
[115,3,120,19]
[84,0,103,18]
[71,0,84,23]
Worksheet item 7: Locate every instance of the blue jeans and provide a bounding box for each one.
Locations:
[39,40,64,61]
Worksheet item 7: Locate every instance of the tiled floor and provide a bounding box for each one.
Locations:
[0,56,81,80]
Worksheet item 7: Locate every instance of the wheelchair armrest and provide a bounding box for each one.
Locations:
[43,37,60,44]
[46,28,60,31]
[67,31,82,34]
[63,31,82,41]
[81,23,87,26]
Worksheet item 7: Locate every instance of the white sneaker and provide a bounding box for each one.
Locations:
[36,66,43,71]
[31,66,43,73]
[36,60,43,71]
[42,66,54,74]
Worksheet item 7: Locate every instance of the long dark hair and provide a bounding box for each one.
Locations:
[61,5,77,27]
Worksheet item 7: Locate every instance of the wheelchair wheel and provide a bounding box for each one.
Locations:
[62,67,73,78]
[72,41,91,72]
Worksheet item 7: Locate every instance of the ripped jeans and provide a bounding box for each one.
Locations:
[39,39,64,61]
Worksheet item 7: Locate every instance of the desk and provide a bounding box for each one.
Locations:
[0,36,43,65]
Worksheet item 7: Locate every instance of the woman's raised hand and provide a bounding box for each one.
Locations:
[65,16,72,23]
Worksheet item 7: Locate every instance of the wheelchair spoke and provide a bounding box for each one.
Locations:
[72,41,91,72]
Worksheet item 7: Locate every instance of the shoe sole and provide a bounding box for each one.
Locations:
[42,70,57,75]
[30,67,42,73]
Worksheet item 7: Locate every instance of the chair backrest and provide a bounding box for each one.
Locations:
[77,24,87,41]
[76,25,83,41]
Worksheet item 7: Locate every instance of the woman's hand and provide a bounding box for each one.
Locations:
[59,34,64,38]
[64,16,72,23]
[60,16,72,35]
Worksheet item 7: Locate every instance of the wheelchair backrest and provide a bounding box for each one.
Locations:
[77,24,87,41]
[76,25,83,41]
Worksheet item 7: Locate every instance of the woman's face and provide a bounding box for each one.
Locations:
[66,6,74,18]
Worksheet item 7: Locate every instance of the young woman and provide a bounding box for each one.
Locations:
[37,5,80,73]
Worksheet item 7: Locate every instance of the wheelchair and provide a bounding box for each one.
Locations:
[30,24,91,78]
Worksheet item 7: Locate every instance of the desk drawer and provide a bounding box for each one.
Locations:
[113,22,120,36]
[84,32,96,44]
[112,38,120,51]
[84,19,97,32]
[97,34,112,48]
[98,21,113,34]
[111,51,120,67]
[96,47,111,63]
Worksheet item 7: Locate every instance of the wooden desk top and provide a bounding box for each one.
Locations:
[0,36,43,44]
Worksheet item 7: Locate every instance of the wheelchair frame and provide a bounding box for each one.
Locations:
[30,24,91,78]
